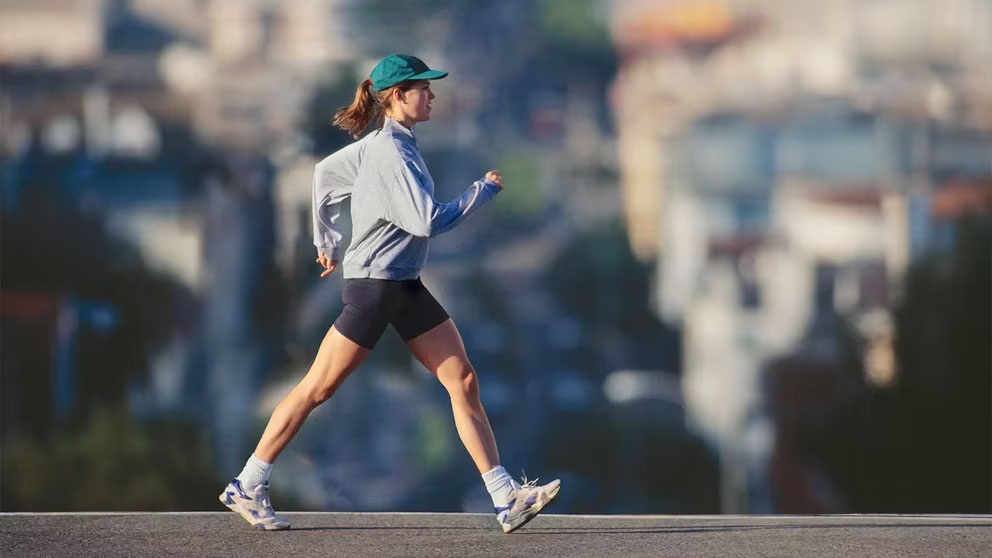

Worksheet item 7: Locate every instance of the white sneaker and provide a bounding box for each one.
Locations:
[496,476,561,533]
[219,479,290,531]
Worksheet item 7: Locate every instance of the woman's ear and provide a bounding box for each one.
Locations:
[392,87,406,104]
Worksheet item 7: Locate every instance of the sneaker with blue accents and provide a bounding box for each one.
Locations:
[219,479,290,531]
[496,476,561,533]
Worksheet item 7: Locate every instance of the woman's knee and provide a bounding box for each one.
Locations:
[441,361,480,402]
[308,383,337,406]
[302,352,365,407]
[302,370,346,407]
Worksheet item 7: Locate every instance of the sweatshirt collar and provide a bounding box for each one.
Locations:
[383,117,415,140]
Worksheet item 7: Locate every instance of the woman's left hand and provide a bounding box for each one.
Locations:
[316,252,338,277]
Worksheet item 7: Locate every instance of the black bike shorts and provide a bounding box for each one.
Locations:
[333,278,450,349]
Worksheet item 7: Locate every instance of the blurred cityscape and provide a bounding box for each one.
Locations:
[1,0,989,514]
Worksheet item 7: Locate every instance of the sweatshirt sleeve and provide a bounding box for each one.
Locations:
[385,157,500,238]
[312,141,363,259]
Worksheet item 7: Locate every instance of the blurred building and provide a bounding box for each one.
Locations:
[612,0,992,261]
[0,0,106,66]
[609,0,992,512]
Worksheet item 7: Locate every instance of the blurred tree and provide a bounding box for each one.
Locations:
[300,64,365,156]
[548,219,654,330]
[539,220,712,513]
[547,219,680,373]
[2,408,219,511]
[1,184,195,424]
[535,0,611,49]
[774,215,992,513]
[865,215,991,512]
[491,150,548,223]
[0,163,213,511]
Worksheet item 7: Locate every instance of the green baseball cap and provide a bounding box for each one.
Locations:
[370,53,448,91]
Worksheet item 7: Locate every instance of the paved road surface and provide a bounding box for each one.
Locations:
[2,513,989,557]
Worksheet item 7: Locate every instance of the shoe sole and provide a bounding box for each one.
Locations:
[502,483,561,534]
[219,491,291,531]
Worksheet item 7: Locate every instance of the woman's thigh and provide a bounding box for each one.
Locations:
[405,319,472,382]
[390,279,450,343]
[299,325,371,396]
[334,279,392,350]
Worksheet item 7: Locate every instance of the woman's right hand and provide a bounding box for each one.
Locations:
[484,169,503,191]
[316,252,338,278]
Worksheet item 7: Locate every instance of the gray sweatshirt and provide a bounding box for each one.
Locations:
[312,117,500,280]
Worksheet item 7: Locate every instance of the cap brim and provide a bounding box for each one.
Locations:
[410,69,448,81]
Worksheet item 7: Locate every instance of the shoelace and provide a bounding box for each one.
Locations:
[254,485,275,517]
[519,470,539,490]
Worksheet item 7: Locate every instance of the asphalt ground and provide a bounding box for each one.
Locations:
[2,512,990,558]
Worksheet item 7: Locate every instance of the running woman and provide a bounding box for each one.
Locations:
[219,54,561,534]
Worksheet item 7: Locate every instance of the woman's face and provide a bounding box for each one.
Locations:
[392,80,435,125]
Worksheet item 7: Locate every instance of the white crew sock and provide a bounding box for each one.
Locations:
[235,454,273,491]
[482,465,519,509]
